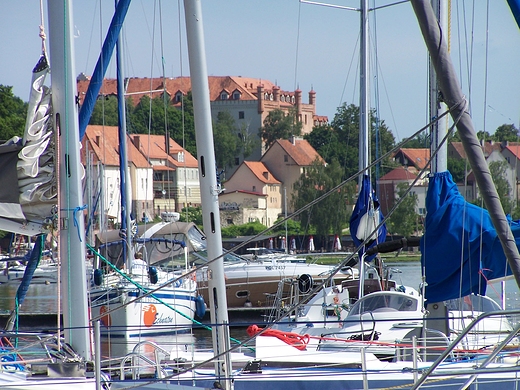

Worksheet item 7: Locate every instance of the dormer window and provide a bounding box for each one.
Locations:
[280,95,285,102]
[232,89,241,100]
[269,93,274,101]
[264,92,269,100]
[177,152,185,162]
[291,96,295,104]
[220,91,229,100]
[174,91,183,103]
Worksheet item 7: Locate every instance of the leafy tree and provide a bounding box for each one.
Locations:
[236,122,258,160]
[386,182,419,236]
[178,206,203,226]
[492,124,518,143]
[221,221,267,238]
[292,159,353,237]
[0,85,27,141]
[89,95,120,126]
[213,111,238,170]
[403,132,430,148]
[129,94,197,156]
[447,156,468,183]
[306,103,396,180]
[259,107,302,148]
[475,160,514,215]
[271,218,311,237]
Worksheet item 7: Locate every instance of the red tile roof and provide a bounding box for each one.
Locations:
[82,125,150,168]
[395,148,430,170]
[275,138,324,166]
[379,166,418,181]
[243,161,281,184]
[129,134,198,169]
[77,76,290,106]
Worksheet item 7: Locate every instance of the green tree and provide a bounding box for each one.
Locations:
[477,160,514,215]
[447,156,468,183]
[129,94,197,156]
[306,104,396,180]
[89,95,119,126]
[386,182,419,236]
[178,206,203,226]
[292,159,353,237]
[493,124,518,143]
[0,85,27,141]
[403,132,430,148]
[221,221,267,238]
[259,108,302,148]
[213,111,238,170]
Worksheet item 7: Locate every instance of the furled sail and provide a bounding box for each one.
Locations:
[0,55,56,233]
[421,171,516,304]
[349,174,387,260]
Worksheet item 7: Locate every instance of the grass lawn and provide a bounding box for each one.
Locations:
[306,252,421,265]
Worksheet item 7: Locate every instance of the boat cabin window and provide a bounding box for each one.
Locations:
[445,294,501,312]
[349,294,418,315]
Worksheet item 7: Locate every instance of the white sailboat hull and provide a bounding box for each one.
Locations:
[90,273,198,337]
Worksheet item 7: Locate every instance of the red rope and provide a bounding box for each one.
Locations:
[247,325,310,351]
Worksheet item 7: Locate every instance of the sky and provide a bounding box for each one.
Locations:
[1,1,519,143]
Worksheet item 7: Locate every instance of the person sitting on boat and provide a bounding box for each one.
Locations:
[332,295,348,326]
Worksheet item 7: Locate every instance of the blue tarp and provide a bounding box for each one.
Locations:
[507,0,520,30]
[420,171,515,304]
[349,175,387,261]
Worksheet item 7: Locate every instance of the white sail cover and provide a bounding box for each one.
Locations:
[0,55,56,228]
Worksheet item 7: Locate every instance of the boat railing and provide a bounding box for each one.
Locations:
[410,308,520,389]
[117,340,171,380]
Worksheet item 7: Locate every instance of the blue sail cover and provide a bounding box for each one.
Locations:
[349,175,387,261]
[421,171,515,304]
[507,0,520,30]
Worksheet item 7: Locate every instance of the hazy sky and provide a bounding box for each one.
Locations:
[2,1,519,142]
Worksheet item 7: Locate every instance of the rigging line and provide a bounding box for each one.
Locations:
[371,0,380,191]
[205,104,458,269]
[482,0,490,136]
[38,0,47,55]
[176,0,189,222]
[293,0,302,91]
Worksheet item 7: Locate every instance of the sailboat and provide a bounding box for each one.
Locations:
[128,1,520,389]
[0,1,98,388]
[82,7,201,338]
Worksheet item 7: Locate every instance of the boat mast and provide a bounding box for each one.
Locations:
[412,0,520,287]
[359,0,370,178]
[47,0,91,359]
[358,0,369,300]
[429,0,448,173]
[183,1,233,388]
[116,0,134,269]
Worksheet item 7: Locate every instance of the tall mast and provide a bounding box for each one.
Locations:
[429,0,449,172]
[47,0,91,359]
[183,1,232,388]
[412,0,520,288]
[359,0,370,180]
[116,0,133,268]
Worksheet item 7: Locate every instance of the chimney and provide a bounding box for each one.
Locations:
[273,85,280,102]
[309,89,316,115]
[257,84,264,114]
[133,135,140,150]
[295,89,302,118]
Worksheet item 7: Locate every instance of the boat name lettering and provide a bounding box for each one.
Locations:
[265,265,286,270]
[154,313,174,325]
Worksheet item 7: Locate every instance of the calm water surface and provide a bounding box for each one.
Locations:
[2,261,519,358]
